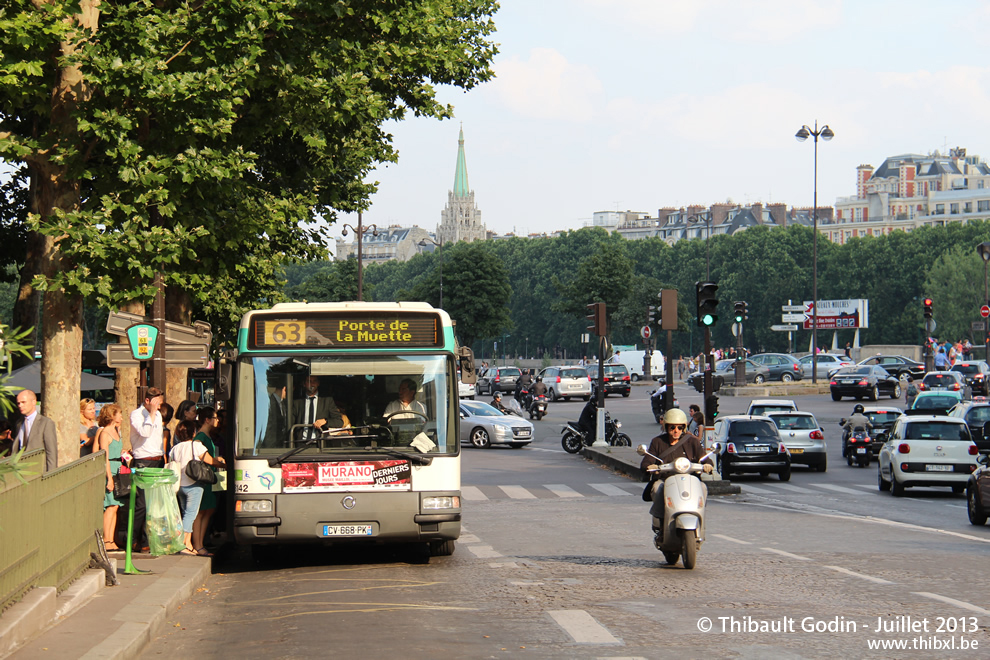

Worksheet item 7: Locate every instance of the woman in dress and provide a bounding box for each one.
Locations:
[96,404,124,551]
[192,407,224,556]
[79,398,98,457]
[169,419,224,555]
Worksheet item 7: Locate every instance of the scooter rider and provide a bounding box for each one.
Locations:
[641,408,713,539]
[577,398,597,438]
[491,391,512,414]
[842,404,873,435]
[531,376,547,398]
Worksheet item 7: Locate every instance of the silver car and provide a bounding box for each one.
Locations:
[799,353,852,379]
[459,400,533,449]
[537,366,592,402]
[766,411,827,471]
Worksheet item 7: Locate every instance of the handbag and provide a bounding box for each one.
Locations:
[185,459,218,485]
[113,472,132,499]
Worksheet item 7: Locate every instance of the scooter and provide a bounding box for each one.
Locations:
[845,429,872,467]
[637,443,719,569]
[560,411,631,453]
[528,394,548,421]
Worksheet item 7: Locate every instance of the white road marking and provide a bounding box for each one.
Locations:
[913,592,990,616]
[499,485,537,499]
[812,483,865,495]
[461,486,488,501]
[712,533,751,545]
[545,484,584,498]
[852,484,875,489]
[467,545,502,559]
[769,483,818,494]
[823,565,893,584]
[547,610,621,644]
[458,533,481,544]
[762,547,812,561]
[488,562,517,568]
[590,483,632,496]
[738,484,776,494]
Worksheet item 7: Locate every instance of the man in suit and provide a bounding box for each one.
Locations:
[15,389,59,472]
[293,375,343,442]
[262,382,288,448]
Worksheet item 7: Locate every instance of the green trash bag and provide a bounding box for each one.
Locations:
[145,479,186,556]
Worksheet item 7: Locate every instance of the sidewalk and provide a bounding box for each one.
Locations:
[581,445,742,495]
[2,552,212,660]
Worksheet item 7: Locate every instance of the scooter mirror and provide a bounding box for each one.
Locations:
[636,444,648,456]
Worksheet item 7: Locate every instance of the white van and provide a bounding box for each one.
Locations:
[609,349,665,381]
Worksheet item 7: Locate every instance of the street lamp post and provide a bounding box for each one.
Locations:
[340,211,378,301]
[418,236,444,308]
[795,121,834,384]
[977,242,990,364]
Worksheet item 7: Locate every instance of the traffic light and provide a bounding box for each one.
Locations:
[923,297,933,320]
[733,301,749,323]
[647,304,658,325]
[705,394,719,421]
[660,289,678,330]
[586,302,606,336]
[696,281,719,327]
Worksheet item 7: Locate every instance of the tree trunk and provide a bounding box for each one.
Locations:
[117,300,145,451]
[165,286,193,427]
[11,228,44,368]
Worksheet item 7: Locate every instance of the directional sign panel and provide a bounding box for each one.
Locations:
[107,342,210,368]
[781,305,805,312]
[771,324,798,332]
[106,311,212,346]
[781,314,806,323]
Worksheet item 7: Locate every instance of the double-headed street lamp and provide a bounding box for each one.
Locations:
[795,121,834,384]
[977,242,990,364]
[418,236,444,308]
[340,211,377,301]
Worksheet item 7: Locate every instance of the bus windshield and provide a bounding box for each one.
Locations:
[236,354,455,457]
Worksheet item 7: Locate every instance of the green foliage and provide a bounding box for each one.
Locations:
[923,245,985,343]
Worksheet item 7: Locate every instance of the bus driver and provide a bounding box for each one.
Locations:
[384,379,427,421]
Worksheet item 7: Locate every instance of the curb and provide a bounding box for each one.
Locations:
[581,446,742,495]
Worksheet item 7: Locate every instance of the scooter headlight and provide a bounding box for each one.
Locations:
[673,457,691,474]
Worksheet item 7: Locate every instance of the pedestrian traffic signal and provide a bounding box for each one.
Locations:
[923,297,933,320]
[696,281,719,327]
[587,302,606,336]
[660,289,678,330]
[734,301,748,323]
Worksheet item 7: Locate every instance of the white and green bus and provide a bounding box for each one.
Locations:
[216,302,473,558]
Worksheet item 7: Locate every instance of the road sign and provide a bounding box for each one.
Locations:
[973,321,986,332]
[981,305,989,318]
[781,305,805,312]
[924,319,936,333]
[771,324,798,331]
[106,311,212,346]
[731,322,741,337]
[781,314,806,323]
[640,325,652,340]
[106,342,210,368]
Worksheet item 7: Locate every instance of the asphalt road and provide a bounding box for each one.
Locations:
[140,383,990,659]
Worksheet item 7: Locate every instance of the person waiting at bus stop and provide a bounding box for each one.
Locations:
[293,375,343,441]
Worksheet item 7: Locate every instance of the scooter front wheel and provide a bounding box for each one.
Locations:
[681,529,698,569]
[536,411,543,421]
[561,432,583,454]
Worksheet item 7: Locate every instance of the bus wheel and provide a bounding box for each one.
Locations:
[429,540,455,556]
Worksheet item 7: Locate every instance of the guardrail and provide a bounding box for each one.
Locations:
[0,449,105,613]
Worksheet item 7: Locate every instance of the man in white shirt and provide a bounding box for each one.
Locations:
[384,379,427,421]
[129,387,165,552]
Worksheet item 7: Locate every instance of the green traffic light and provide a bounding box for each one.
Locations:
[734,314,743,323]
[701,314,716,326]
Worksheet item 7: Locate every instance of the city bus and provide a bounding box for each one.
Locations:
[216,301,473,559]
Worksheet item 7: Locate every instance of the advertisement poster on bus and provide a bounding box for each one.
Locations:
[282,460,412,492]
[802,299,869,330]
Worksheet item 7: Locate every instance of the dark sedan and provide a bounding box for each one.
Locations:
[967,454,990,525]
[950,361,990,396]
[711,415,791,480]
[686,359,770,391]
[855,354,925,381]
[948,401,990,454]
[749,353,804,382]
[830,365,902,401]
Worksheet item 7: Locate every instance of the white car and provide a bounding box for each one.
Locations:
[766,411,827,472]
[878,415,978,496]
[458,379,476,399]
[799,353,852,379]
[746,399,797,417]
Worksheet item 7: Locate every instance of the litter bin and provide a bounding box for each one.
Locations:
[124,467,179,574]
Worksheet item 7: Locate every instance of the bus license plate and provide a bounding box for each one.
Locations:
[322,524,373,537]
[925,465,953,472]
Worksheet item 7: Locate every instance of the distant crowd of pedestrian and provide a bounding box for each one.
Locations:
[931,338,972,370]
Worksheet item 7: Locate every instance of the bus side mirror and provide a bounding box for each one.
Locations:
[216,349,237,401]
[458,346,477,384]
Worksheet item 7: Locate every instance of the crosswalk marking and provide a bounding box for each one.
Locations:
[545,484,583,498]
[739,484,776,494]
[499,485,537,499]
[812,483,865,495]
[589,483,630,496]
[769,483,818,494]
[461,486,488,501]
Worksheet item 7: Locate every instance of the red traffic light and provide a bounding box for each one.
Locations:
[923,298,933,306]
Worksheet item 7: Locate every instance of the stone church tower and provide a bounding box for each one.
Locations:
[436,126,485,244]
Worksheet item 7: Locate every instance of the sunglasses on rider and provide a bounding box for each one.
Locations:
[666,424,686,431]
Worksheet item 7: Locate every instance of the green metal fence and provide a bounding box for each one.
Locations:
[0,449,105,612]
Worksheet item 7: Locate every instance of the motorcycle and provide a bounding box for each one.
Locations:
[649,384,678,424]
[844,428,872,467]
[637,442,719,569]
[560,411,631,453]
[528,394,548,421]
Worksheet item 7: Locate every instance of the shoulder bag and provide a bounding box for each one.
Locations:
[185,456,218,485]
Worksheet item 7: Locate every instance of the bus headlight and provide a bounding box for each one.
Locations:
[422,496,460,510]
[236,499,273,513]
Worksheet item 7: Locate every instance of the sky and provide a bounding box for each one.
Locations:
[329,0,990,246]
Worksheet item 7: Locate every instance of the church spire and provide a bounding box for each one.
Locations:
[453,124,470,197]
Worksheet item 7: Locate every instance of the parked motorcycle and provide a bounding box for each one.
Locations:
[560,411,632,453]
[637,442,719,569]
[528,394,548,421]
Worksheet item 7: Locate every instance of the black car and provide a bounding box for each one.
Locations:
[918,371,971,399]
[711,415,791,481]
[855,355,926,381]
[967,454,990,525]
[829,365,902,401]
[950,361,990,396]
[948,401,990,454]
[476,366,522,395]
[686,359,769,391]
[588,363,632,397]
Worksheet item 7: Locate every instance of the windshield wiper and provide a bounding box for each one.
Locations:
[268,435,320,467]
[368,446,432,466]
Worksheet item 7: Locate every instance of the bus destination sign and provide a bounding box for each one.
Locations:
[250,312,441,349]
